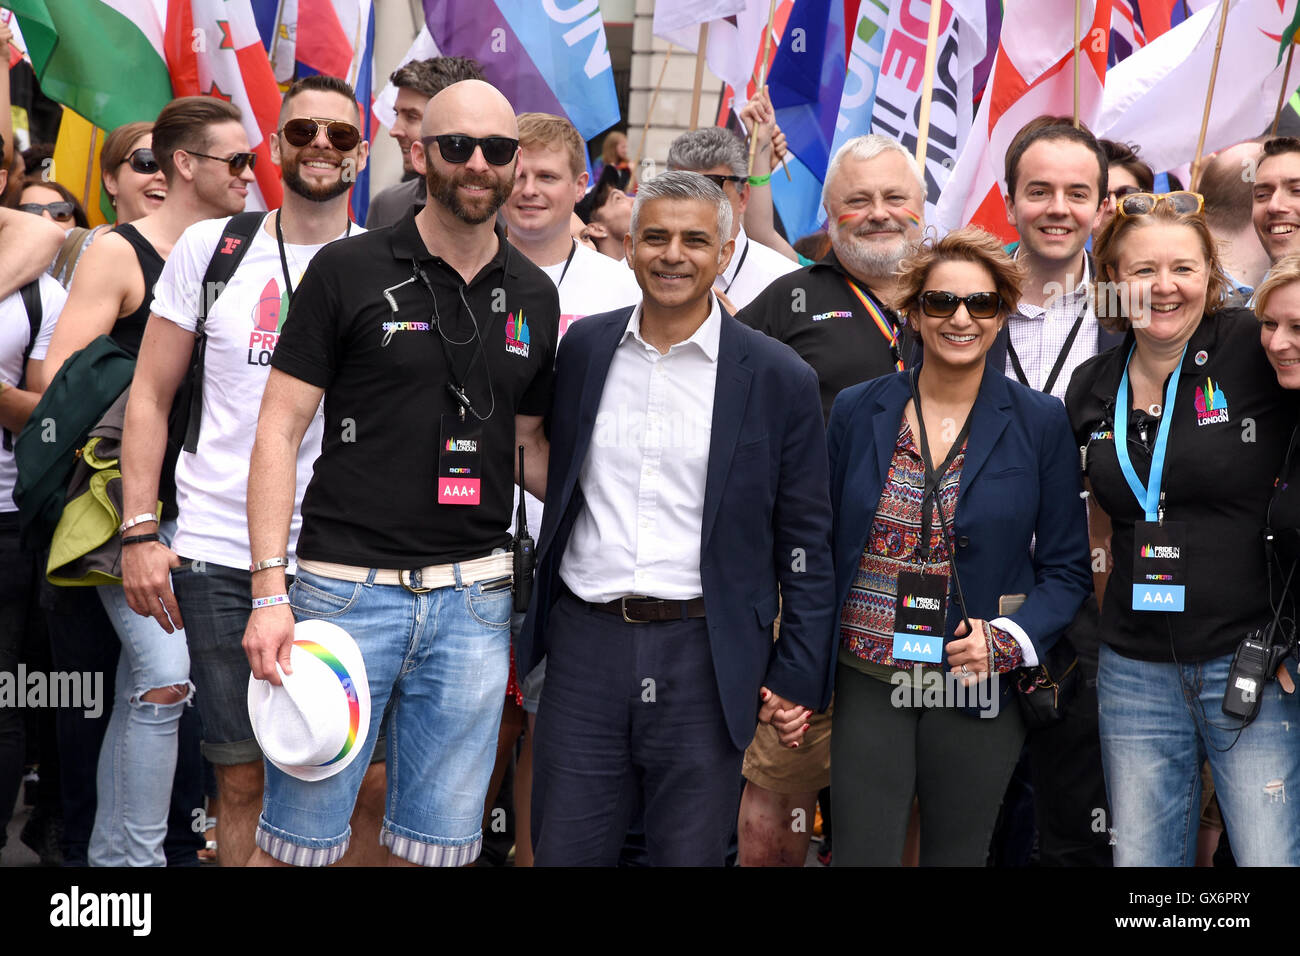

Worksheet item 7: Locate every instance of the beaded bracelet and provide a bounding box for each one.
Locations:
[251,594,291,610]
[121,532,161,546]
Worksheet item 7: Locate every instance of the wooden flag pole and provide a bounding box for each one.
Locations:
[81,126,99,212]
[1189,0,1231,192]
[1072,0,1082,127]
[634,45,674,173]
[689,23,709,130]
[914,0,945,170]
[747,0,780,175]
[1273,42,1297,137]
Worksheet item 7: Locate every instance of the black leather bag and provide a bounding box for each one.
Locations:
[1013,636,1080,729]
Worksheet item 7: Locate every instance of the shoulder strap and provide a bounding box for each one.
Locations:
[182,211,265,453]
[3,279,44,451]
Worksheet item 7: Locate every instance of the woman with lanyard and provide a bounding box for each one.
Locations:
[1066,192,1300,866]
[827,228,1090,865]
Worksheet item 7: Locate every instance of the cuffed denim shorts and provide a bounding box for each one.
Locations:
[257,564,512,866]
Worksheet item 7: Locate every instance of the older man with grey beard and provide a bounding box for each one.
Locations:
[734,133,926,866]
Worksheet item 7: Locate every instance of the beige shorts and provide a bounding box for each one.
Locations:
[742,698,833,794]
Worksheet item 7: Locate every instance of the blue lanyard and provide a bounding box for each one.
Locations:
[1113,343,1186,523]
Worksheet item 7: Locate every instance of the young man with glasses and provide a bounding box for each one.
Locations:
[242,79,556,868]
[115,76,388,867]
[666,127,797,310]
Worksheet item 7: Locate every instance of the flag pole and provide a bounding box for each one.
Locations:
[914,0,944,170]
[689,23,709,130]
[1189,0,1231,192]
[1072,0,1082,127]
[81,125,99,212]
[635,45,674,174]
[747,0,779,175]
[1273,42,1297,137]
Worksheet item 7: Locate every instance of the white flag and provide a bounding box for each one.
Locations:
[654,0,769,96]
[653,0,747,36]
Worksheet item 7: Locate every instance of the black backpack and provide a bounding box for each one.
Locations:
[2,279,44,451]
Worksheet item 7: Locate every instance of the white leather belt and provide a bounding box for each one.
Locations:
[296,552,512,592]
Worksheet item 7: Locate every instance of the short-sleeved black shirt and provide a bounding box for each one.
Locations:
[736,249,913,422]
[1066,308,1296,662]
[272,212,559,567]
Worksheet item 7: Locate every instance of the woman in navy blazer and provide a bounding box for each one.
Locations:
[827,228,1092,865]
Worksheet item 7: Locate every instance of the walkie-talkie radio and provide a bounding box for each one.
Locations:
[513,445,535,612]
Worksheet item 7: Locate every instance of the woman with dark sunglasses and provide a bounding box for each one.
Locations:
[1065,193,1300,866]
[827,228,1091,865]
[18,179,89,230]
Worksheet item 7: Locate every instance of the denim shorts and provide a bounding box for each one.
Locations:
[257,564,512,866]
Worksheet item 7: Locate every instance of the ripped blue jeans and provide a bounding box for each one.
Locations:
[88,521,193,867]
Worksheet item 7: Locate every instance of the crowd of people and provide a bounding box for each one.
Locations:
[1,40,1299,871]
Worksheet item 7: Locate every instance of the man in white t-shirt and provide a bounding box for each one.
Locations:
[497,112,641,864]
[117,76,384,867]
[666,127,798,310]
[0,273,65,861]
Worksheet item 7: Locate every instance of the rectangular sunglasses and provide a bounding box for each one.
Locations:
[280,117,361,151]
[18,201,76,222]
[422,134,519,166]
[918,290,1003,319]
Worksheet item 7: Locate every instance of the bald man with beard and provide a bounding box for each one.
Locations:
[243,80,557,867]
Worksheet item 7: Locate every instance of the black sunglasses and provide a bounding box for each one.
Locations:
[18,201,75,222]
[422,134,518,166]
[280,117,361,151]
[121,147,160,175]
[183,149,257,176]
[700,173,746,190]
[918,290,1003,319]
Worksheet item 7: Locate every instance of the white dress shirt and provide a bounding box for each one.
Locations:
[718,226,799,311]
[560,297,722,602]
[1006,255,1100,402]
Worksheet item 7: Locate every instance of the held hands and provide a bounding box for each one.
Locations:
[947,619,993,687]
[759,686,811,748]
[122,539,185,634]
[243,604,296,686]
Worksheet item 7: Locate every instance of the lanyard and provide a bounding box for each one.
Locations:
[722,238,750,295]
[276,210,351,301]
[910,367,974,561]
[555,239,577,288]
[1113,343,1186,523]
[845,277,904,371]
[1005,306,1087,395]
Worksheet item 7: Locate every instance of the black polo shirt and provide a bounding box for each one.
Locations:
[272,211,559,567]
[1065,308,1296,662]
[736,249,912,422]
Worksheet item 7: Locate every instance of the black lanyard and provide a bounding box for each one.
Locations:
[722,238,750,295]
[412,260,494,422]
[276,210,351,302]
[1006,305,1086,395]
[555,239,577,288]
[910,367,974,562]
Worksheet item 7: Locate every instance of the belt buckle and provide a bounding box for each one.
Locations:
[402,568,433,594]
[621,595,644,624]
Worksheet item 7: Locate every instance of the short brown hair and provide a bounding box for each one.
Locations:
[1253,251,1300,318]
[279,74,359,125]
[893,227,1026,339]
[389,56,485,99]
[517,113,585,179]
[152,96,243,183]
[1092,200,1228,332]
[1100,139,1154,192]
[101,121,154,174]
[1004,116,1107,201]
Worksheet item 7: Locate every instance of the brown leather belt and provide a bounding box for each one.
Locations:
[563,585,706,623]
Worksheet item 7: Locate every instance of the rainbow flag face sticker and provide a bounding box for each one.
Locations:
[293,639,360,766]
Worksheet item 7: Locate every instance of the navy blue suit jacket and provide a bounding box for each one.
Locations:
[518,305,837,750]
[827,369,1092,698]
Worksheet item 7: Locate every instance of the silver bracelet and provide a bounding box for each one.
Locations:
[250,556,289,573]
[251,594,290,610]
[119,513,158,534]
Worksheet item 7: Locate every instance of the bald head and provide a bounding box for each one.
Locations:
[420,79,517,140]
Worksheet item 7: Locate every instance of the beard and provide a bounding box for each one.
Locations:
[426,163,514,225]
[281,156,352,203]
[831,223,913,279]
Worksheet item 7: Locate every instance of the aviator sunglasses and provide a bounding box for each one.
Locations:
[422,134,519,166]
[1116,190,1204,219]
[918,290,1003,319]
[121,148,160,175]
[279,117,361,151]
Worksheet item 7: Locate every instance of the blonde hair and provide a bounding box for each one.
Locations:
[1254,252,1300,318]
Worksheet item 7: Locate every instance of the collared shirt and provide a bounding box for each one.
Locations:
[1007,255,1100,402]
[560,296,722,602]
[717,226,799,310]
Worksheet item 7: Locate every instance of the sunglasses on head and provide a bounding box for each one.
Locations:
[121,147,160,175]
[422,134,519,166]
[1116,190,1204,219]
[699,173,746,191]
[918,290,1003,319]
[279,117,361,151]
[18,201,75,223]
[183,148,257,176]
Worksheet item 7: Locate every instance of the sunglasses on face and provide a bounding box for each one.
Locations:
[183,149,257,176]
[18,201,75,223]
[121,148,160,175]
[699,173,746,191]
[279,117,361,151]
[1116,190,1204,219]
[421,134,519,166]
[918,290,1003,319]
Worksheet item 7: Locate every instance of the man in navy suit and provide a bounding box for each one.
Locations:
[518,171,836,866]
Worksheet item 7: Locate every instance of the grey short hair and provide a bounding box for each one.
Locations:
[821,134,927,209]
[630,171,734,246]
[666,126,748,179]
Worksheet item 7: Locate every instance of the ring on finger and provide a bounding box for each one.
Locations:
[960,664,970,675]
